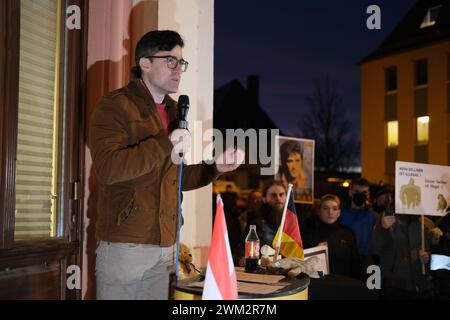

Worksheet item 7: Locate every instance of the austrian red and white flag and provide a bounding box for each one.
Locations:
[202,195,238,300]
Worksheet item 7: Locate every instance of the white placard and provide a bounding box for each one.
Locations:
[303,245,329,275]
[395,161,450,216]
[430,254,450,271]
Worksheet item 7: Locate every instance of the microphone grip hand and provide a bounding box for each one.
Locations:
[169,129,191,159]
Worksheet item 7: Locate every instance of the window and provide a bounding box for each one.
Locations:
[14,0,63,240]
[1,0,86,248]
[415,60,428,86]
[417,116,429,143]
[385,67,397,92]
[420,5,442,28]
[0,0,86,300]
[387,121,398,147]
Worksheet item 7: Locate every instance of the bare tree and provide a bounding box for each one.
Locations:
[298,78,359,173]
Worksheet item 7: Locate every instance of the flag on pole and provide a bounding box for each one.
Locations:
[272,190,304,259]
[202,195,238,300]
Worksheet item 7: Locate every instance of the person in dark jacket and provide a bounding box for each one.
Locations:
[302,194,361,279]
[339,178,378,274]
[373,213,433,300]
[372,184,394,215]
[250,182,286,248]
[233,182,286,265]
[430,208,450,299]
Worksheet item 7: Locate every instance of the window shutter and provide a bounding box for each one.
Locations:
[15,0,59,239]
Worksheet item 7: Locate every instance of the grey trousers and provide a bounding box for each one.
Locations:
[95,241,175,300]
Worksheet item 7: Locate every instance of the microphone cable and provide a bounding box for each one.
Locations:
[174,156,184,284]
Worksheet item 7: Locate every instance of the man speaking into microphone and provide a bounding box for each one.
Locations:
[89,30,244,300]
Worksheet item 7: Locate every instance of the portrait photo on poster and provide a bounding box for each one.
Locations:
[275,135,315,204]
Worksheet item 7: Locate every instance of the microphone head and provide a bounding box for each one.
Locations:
[178,95,190,129]
[178,95,190,109]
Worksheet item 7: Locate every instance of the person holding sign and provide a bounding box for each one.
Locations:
[430,208,450,299]
[373,213,433,300]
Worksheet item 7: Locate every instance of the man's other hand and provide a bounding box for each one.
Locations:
[216,147,245,173]
[419,250,430,264]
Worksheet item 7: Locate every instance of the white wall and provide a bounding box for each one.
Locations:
[158,0,214,263]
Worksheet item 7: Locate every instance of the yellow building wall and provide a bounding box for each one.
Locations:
[361,40,450,184]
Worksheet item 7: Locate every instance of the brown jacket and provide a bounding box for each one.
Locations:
[89,78,220,246]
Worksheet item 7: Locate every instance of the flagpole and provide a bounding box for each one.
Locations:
[273,183,293,262]
[421,215,425,275]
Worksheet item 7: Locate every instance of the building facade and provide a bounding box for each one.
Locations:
[360,0,450,184]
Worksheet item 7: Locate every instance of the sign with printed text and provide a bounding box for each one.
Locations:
[395,161,450,216]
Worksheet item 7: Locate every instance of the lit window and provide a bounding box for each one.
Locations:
[417,116,429,143]
[387,121,398,147]
[420,5,442,28]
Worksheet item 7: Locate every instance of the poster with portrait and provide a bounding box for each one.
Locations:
[275,136,315,204]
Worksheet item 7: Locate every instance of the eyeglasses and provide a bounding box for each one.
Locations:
[145,55,189,72]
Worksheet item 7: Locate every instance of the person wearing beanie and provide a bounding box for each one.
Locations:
[372,184,394,215]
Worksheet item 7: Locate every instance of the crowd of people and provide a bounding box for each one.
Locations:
[218,178,450,300]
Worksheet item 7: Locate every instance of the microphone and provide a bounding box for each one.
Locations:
[178,95,190,129]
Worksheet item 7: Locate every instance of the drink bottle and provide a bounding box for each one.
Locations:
[245,225,260,272]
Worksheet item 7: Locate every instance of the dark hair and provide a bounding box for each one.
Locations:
[279,140,303,181]
[133,30,184,78]
[374,183,394,198]
[262,181,285,197]
[350,177,370,189]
